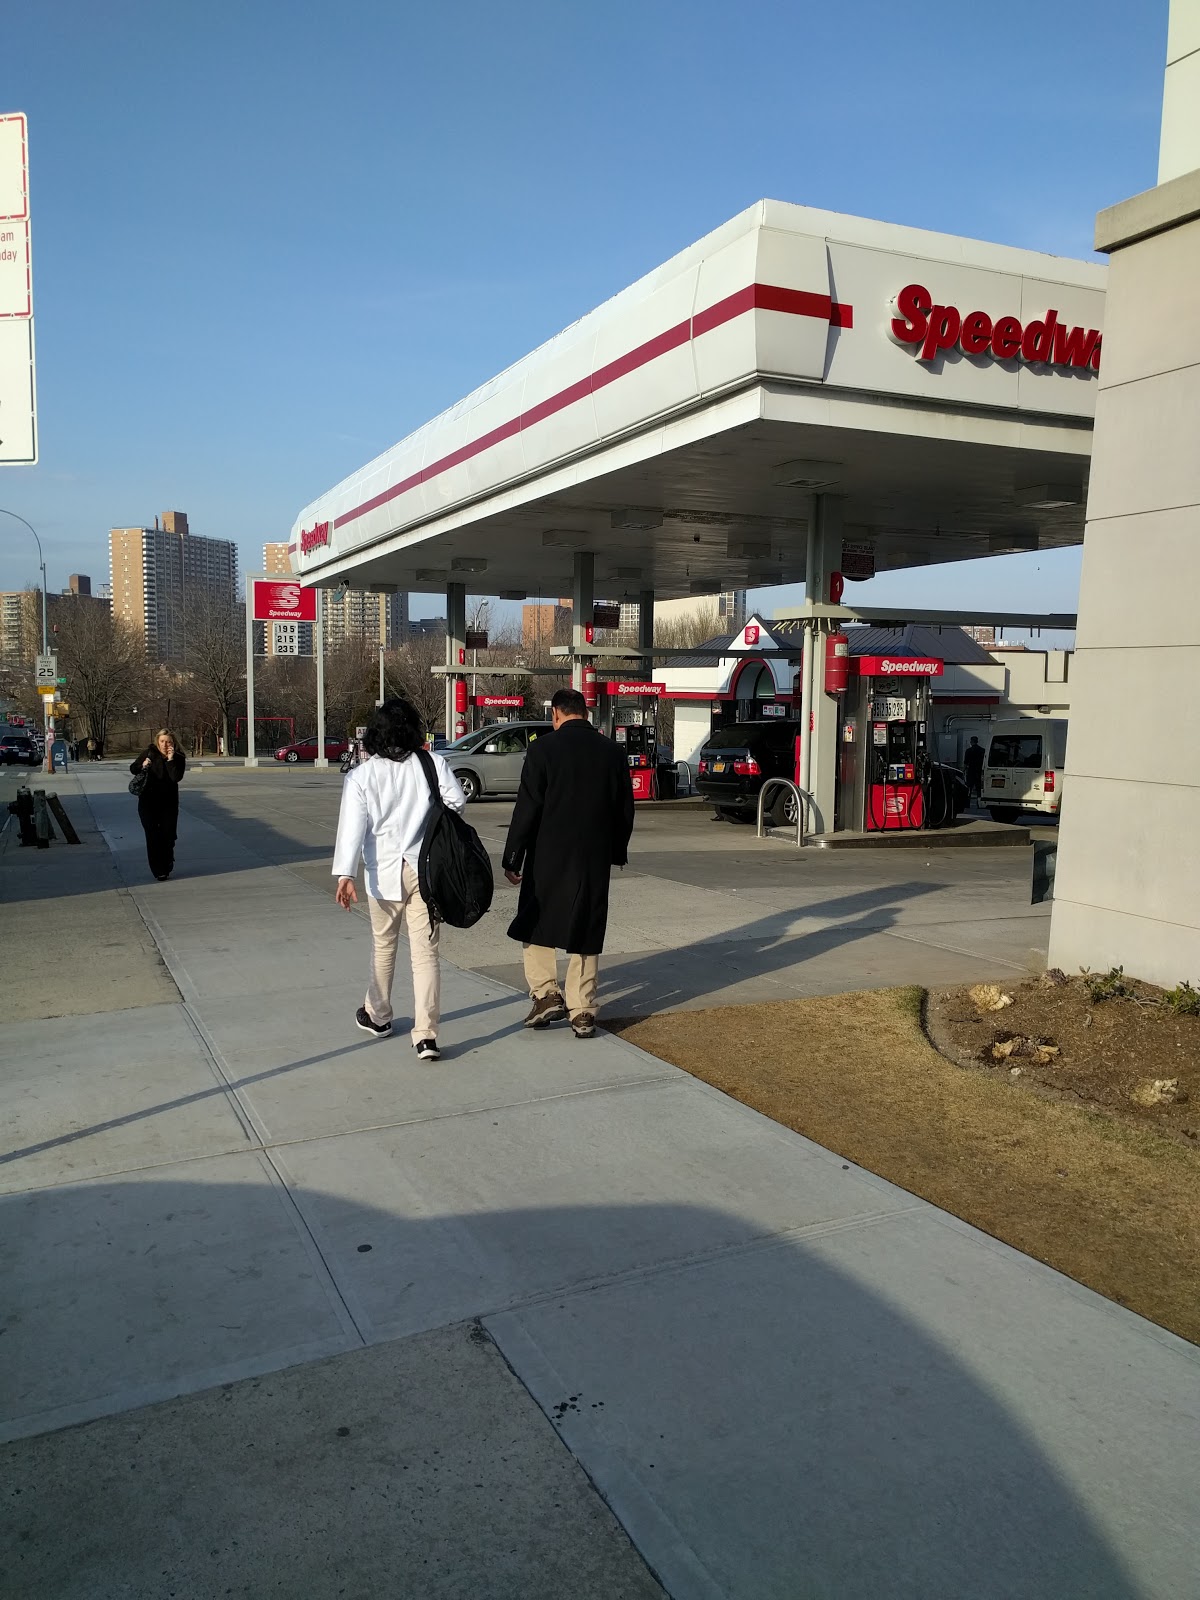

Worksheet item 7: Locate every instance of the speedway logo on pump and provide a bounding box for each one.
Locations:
[856,656,943,677]
[252,580,317,622]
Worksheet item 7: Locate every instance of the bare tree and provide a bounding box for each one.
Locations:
[54,603,145,752]
[186,593,246,754]
[386,628,447,735]
[323,638,377,737]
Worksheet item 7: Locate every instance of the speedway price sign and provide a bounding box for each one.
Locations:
[252,579,317,623]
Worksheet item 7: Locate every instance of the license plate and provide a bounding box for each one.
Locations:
[712,761,726,773]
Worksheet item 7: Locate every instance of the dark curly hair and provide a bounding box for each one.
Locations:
[362,697,427,761]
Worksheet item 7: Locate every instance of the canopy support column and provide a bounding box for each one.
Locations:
[571,552,594,694]
[799,494,842,834]
[445,582,467,739]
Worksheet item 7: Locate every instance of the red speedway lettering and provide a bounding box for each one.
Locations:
[300,520,330,556]
[890,284,1101,371]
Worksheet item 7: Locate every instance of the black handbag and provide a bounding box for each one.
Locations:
[129,769,148,797]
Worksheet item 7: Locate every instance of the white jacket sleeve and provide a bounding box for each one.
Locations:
[433,752,467,812]
[332,771,370,879]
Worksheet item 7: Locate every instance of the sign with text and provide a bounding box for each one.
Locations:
[252,579,316,623]
[840,540,876,580]
[474,694,524,708]
[605,681,663,697]
[272,621,300,655]
[0,115,35,463]
[465,629,489,650]
[592,602,621,630]
[35,652,56,686]
[856,656,944,677]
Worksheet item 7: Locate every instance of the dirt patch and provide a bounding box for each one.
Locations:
[608,988,1200,1346]
[927,971,1200,1145]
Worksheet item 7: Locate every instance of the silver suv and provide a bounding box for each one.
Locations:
[445,721,552,801]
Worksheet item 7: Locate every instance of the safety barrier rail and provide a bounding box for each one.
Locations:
[756,778,817,849]
[673,760,695,796]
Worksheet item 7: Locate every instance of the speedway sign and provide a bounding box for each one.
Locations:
[252,579,317,623]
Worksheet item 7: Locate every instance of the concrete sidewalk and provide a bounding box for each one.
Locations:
[2,766,1197,1598]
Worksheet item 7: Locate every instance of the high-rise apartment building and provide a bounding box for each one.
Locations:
[322,587,410,651]
[618,590,747,640]
[110,511,238,661]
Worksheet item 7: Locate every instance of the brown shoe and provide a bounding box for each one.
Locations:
[571,1013,596,1039]
[525,993,568,1028]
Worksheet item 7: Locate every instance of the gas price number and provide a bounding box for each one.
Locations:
[871,696,909,723]
[272,622,300,656]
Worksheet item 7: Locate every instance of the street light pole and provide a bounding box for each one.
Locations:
[0,507,52,770]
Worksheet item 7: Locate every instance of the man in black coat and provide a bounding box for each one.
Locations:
[502,688,636,1038]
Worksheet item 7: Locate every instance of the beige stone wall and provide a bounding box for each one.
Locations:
[1048,208,1200,987]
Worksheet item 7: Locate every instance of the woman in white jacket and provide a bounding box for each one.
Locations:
[332,698,466,1060]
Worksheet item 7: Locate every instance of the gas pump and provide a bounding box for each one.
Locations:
[836,655,943,831]
[605,680,661,799]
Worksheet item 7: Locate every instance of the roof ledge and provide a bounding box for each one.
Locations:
[1095,166,1200,253]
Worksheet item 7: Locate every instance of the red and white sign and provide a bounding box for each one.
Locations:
[299,520,330,556]
[890,284,1101,371]
[474,694,524,708]
[606,681,664,697]
[743,624,760,646]
[252,579,317,622]
[855,655,944,677]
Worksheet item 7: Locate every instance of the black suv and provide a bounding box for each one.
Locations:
[0,734,39,766]
[697,721,804,823]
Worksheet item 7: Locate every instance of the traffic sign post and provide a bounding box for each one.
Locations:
[0,113,36,465]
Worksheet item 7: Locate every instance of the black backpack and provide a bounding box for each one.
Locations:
[414,748,494,931]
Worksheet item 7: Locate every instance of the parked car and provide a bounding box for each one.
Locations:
[444,720,553,801]
[273,734,350,764]
[696,721,804,823]
[0,734,39,766]
[984,719,1067,822]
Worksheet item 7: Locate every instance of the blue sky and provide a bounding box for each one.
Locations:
[1,0,1168,632]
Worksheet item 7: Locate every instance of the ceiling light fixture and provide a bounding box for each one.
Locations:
[1014,483,1082,509]
[542,529,591,549]
[451,555,488,573]
[415,568,448,582]
[610,508,664,531]
[772,459,843,489]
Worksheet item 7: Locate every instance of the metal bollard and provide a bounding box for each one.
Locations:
[8,785,37,846]
[32,787,51,849]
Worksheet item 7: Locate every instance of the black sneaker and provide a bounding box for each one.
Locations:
[413,1038,441,1061]
[355,1006,391,1038]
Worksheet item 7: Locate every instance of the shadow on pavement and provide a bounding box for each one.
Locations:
[0,1180,1148,1599]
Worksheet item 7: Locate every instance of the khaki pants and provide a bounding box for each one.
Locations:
[523,943,599,1020]
[366,862,440,1043]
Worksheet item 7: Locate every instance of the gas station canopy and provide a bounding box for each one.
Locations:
[290,200,1106,598]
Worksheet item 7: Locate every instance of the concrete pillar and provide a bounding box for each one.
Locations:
[571,552,595,693]
[637,589,655,677]
[1048,32,1200,984]
[799,494,842,834]
[445,582,467,739]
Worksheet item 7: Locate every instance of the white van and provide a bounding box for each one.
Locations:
[984,719,1067,822]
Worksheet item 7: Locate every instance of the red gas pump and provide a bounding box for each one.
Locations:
[837,655,943,832]
[607,681,661,799]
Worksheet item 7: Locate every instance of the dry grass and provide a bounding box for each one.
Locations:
[609,988,1200,1345]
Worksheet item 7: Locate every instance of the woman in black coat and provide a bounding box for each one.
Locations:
[130,728,186,879]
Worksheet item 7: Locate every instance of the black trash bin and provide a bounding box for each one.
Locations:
[657,762,678,800]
